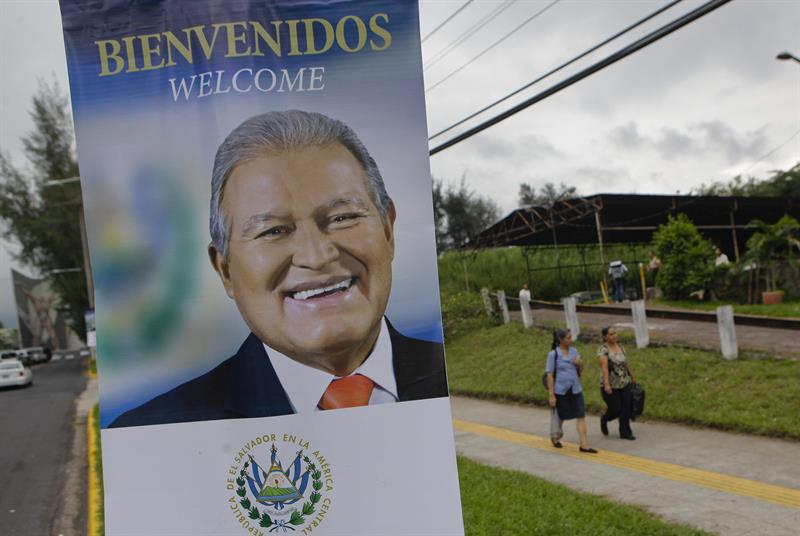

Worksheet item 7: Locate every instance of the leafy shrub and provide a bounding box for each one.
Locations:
[437,244,648,300]
[745,215,800,294]
[440,290,492,339]
[652,214,714,299]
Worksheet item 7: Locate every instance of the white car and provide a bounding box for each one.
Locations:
[0,359,33,388]
[19,347,47,364]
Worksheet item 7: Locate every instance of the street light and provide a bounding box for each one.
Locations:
[776,51,800,64]
[42,176,81,187]
[45,268,83,276]
[39,175,95,309]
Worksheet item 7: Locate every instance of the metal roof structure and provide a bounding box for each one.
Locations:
[469,194,800,260]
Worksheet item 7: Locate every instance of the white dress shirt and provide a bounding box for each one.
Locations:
[264,318,398,413]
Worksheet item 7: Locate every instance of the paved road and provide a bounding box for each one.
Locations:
[0,357,88,536]
[452,396,800,536]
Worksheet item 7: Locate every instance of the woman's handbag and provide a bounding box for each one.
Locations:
[631,382,645,420]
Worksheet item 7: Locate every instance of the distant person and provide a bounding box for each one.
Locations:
[647,251,661,286]
[714,247,730,267]
[597,326,636,440]
[545,328,597,453]
[518,283,531,304]
[608,260,628,303]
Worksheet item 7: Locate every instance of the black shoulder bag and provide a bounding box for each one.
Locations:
[619,345,645,419]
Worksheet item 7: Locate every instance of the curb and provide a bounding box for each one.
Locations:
[87,405,102,536]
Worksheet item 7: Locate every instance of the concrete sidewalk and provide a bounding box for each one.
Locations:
[519,307,800,359]
[451,396,800,536]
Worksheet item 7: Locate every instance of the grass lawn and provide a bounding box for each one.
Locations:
[652,299,800,319]
[445,322,800,439]
[458,456,708,535]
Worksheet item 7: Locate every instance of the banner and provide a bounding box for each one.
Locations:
[60,0,463,533]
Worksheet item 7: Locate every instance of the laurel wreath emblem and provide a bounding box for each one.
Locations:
[235,455,323,532]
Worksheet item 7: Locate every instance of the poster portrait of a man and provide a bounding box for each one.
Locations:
[111,110,448,427]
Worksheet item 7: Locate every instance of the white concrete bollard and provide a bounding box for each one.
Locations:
[520,296,533,328]
[480,288,493,318]
[497,290,510,324]
[562,297,580,339]
[716,305,738,360]
[631,299,650,349]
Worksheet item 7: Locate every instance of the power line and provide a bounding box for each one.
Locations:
[737,128,800,176]
[426,0,562,93]
[425,0,518,72]
[422,0,475,44]
[429,0,684,140]
[429,0,733,156]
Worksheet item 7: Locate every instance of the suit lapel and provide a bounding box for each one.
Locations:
[224,333,294,418]
[388,321,447,402]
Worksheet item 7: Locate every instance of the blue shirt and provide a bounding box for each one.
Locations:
[545,346,583,395]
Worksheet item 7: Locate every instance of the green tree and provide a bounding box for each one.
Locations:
[518,181,577,207]
[0,326,20,349]
[432,177,499,251]
[0,81,87,340]
[651,214,714,299]
[695,162,800,198]
[744,215,800,292]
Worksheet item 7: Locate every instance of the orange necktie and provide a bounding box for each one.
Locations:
[318,374,374,410]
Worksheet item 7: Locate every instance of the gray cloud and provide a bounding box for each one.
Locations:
[695,121,767,163]
[472,136,516,160]
[654,127,698,159]
[518,134,563,160]
[608,120,769,164]
[572,165,630,191]
[472,134,561,163]
[608,121,645,149]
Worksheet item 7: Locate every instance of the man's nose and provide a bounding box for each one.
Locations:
[291,223,339,270]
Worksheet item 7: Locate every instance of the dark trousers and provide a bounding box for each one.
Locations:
[601,384,633,436]
[612,278,626,302]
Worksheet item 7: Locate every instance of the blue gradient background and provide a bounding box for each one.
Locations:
[60,0,443,427]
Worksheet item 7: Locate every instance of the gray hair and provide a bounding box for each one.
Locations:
[209,110,392,258]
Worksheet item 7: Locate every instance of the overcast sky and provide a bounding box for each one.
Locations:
[0,0,798,329]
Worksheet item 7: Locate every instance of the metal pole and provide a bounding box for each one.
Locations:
[523,248,532,290]
[79,205,95,309]
[550,209,564,297]
[579,245,590,290]
[594,209,605,265]
[729,211,740,261]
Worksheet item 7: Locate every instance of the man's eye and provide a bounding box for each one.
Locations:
[256,226,290,238]
[329,213,363,226]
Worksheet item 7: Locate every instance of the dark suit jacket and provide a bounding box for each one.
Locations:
[110,322,448,427]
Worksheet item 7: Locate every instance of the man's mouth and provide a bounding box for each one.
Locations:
[288,278,354,301]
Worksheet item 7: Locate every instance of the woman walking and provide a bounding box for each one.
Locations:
[546,328,597,453]
[597,326,637,440]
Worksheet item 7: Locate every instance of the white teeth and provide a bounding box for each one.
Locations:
[291,278,352,300]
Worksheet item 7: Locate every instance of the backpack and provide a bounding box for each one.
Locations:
[541,349,558,390]
[609,261,627,279]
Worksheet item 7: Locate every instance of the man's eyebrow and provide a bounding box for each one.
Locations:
[240,212,284,236]
[322,196,371,212]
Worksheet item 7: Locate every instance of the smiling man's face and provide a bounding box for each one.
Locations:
[210,143,395,375]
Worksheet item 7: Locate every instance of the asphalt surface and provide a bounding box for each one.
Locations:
[0,356,88,536]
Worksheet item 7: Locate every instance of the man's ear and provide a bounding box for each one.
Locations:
[208,242,235,299]
[384,200,397,242]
